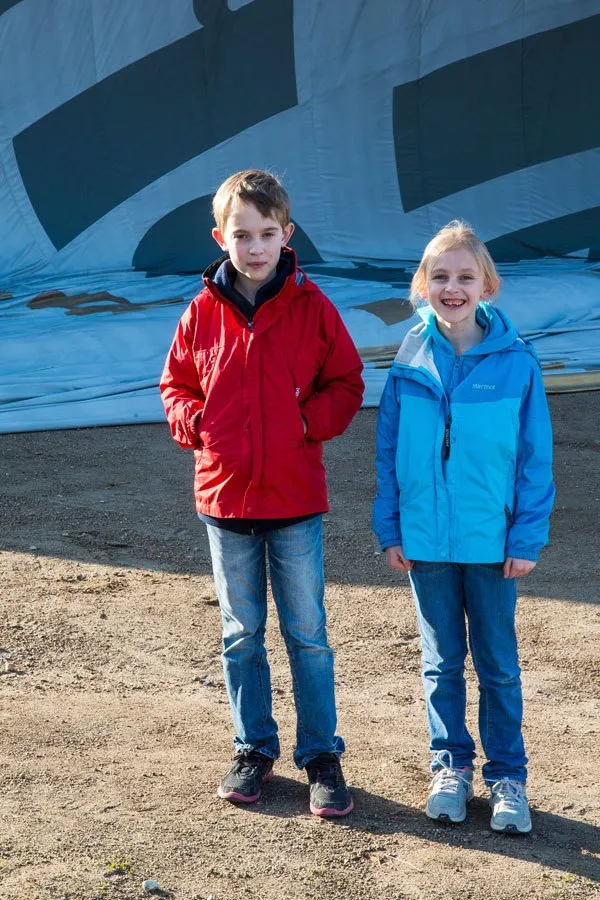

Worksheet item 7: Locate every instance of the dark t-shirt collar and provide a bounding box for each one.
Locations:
[211,249,295,319]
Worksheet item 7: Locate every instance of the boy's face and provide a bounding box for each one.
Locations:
[422,247,492,330]
[212,200,294,295]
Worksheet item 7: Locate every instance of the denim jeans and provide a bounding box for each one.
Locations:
[205,515,344,769]
[408,562,527,784]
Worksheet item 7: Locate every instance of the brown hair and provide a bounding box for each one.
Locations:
[410,220,501,306]
[212,169,291,232]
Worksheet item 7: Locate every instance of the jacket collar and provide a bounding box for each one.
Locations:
[417,302,519,356]
[391,303,525,389]
[203,247,299,310]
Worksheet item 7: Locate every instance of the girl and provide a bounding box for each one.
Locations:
[373,221,554,833]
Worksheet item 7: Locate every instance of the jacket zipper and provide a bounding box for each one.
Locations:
[444,413,452,460]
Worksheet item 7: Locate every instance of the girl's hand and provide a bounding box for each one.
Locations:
[385,545,414,573]
[503,557,536,579]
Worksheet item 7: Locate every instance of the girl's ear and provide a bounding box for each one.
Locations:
[482,276,500,299]
[212,227,227,250]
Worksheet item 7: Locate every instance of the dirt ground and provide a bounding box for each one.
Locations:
[1,392,599,900]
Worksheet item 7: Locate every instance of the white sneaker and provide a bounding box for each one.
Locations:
[425,750,474,824]
[489,778,532,834]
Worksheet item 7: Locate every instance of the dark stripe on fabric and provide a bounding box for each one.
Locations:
[0,0,22,15]
[487,206,600,261]
[13,0,296,249]
[394,14,600,211]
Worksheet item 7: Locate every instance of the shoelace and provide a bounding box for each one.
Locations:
[310,754,342,787]
[491,777,526,811]
[430,749,471,794]
[234,752,269,776]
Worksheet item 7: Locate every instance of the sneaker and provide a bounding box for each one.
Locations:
[217,751,274,803]
[425,750,474,824]
[489,778,532,834]
[305,753,354,817]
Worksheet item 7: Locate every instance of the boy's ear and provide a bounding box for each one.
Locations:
[212,226,227,250]
[282,222,295,245]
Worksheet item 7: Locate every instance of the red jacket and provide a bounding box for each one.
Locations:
[160,257,364,519]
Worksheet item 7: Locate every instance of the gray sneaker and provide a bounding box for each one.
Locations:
[489,778,532,833]
[425,751,474,824]
[217,751,274,803]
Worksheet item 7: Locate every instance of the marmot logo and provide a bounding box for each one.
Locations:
[472,383,496,390]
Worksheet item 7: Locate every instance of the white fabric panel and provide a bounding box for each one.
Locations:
[0,0,201,276]
[0,0,200,134]
[1,0,599,433]
[1,263,598,433]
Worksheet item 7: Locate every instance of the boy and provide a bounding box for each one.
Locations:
[160,169,364,816]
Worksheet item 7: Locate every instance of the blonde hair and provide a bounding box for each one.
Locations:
[212,169,291,233]
[410,220,501,306]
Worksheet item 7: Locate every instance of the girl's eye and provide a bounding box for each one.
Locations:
[432,274,447,281]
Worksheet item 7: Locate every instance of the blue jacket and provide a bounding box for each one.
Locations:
[373,304,555,563]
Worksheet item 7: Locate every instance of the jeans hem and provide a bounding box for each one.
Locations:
[233,741,280,761]
[483,774,527,786]
[294,737,346,770]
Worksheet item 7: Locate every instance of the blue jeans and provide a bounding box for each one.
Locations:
[205,515,344,769]
[408,562,527,784]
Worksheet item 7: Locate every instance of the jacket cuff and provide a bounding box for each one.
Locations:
[506,545,539,562]
[378,534,403,552]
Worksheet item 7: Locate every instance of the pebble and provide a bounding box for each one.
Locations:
[142,880,161,892]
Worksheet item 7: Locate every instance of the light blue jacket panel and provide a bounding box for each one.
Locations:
[373,305,555,563]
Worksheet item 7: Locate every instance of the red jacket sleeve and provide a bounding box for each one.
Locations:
[160,302,205,450]
[300,296,364,442]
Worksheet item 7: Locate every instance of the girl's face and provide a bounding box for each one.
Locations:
[423,247,492,330]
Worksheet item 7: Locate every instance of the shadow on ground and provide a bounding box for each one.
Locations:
[238,775,600,881]
[0,393,598,603]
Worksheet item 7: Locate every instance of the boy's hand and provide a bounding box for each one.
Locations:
[503,557,536,579]
[384,545,414,574]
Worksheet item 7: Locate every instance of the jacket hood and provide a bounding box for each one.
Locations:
[418,302,520,356]
[391,303,528,384]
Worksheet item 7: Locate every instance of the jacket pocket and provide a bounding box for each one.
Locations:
[195,344,223,397]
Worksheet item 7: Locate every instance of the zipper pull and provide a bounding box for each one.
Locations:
[444,413,452,460]
[247,320,254,331]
